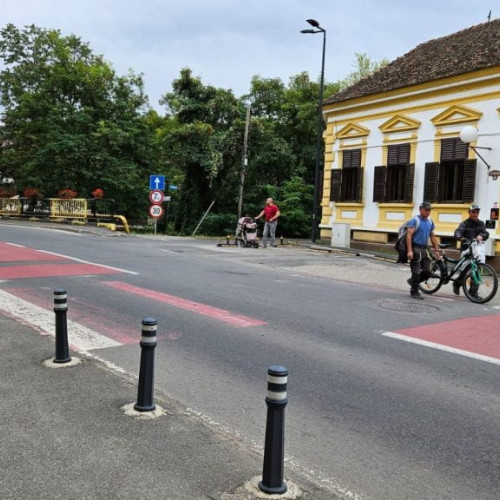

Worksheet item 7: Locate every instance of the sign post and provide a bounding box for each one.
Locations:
[149,204,164,234]
[149,175,165,191]
[149,184,164,235]
[149,189,164,204]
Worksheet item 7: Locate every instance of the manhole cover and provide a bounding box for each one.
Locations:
[379,300,439,313]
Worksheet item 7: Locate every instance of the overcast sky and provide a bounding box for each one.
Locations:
[2,1,497,111]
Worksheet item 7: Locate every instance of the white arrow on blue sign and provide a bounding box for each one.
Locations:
[150,175,165,191]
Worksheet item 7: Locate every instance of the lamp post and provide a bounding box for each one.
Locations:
[301,19,326,243]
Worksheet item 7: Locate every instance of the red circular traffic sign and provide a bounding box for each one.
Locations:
[149,204,164,218]
[149,189,164,204]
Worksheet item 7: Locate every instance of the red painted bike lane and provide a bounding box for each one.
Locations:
[384,314,500,364]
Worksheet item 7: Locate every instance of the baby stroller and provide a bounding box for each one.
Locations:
[235,217,259,248]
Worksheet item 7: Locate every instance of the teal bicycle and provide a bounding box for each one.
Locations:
[419,239,498,304]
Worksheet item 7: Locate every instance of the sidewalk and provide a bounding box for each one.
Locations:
[0,314,339,500]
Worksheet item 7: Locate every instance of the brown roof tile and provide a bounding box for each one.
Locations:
[324,18,500,105]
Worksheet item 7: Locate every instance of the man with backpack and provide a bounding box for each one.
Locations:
[452,204,489,295]
[406,202,441,300]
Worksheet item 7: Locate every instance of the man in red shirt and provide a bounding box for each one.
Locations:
[256,198,281,248]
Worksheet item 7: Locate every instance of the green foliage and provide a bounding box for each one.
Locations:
[338,53,390,91]
[0,24,158,220]
[159,68,244,233]
[0,24,388,235]
[276,176,314,237]
[198,212,238,236]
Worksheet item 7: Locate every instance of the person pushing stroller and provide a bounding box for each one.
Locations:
[255,198,280,248]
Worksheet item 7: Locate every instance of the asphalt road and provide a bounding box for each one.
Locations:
[1,222,499,500]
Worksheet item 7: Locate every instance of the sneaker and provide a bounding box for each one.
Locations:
[452,282,461,296]
[410,290,424,300]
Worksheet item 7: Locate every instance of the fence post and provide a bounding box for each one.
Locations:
[259,365,288,495]
[134,317,158,412]
[53,289,71,363]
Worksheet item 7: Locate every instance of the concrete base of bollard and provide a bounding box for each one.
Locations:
[121,402,167,420]
[221,476,301,499]
[43,357,81,368]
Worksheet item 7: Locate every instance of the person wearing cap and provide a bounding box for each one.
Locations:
[406,202,440,300]
[452,204,489,295]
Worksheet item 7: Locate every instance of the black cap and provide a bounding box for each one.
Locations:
[419,202,431,210]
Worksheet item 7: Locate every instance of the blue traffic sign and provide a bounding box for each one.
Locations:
[150,175,165,191]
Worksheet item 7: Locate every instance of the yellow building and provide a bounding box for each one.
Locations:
[321,19,500,258]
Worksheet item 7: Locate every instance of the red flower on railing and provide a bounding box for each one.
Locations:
[23,187,42,199]
[0,187,15,198]
[58,188,78,199]
[92,188,104,199]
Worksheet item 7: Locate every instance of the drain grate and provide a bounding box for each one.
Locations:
[379,300,439,313]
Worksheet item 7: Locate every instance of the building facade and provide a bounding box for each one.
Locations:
[321,19,500,257]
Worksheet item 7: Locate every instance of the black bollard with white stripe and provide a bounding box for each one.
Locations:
[53,289,71,363]
[258,365,288,495]
[134,317,158,412]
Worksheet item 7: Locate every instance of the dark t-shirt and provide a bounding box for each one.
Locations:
[454,218,489,248]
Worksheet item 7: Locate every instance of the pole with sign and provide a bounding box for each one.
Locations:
[149,188,164,235]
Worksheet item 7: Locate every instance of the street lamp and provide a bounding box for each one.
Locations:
[301,19,326,243]
[459,125,498,179]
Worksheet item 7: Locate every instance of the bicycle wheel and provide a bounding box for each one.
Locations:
[419,260,444,294]
[462,263,498,304]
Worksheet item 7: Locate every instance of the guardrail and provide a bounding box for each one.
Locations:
[0,197,129,233]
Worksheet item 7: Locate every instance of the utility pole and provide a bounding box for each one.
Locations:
[237,106,251,221]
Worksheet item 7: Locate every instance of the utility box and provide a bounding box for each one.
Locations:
[331,223,351,248]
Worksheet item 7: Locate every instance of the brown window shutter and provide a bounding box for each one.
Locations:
[455,140,468,160]
[440,139,454,161]
[399,144,410,164]
[351,149,361,167]
[388,144,410,165]
[404,163,415,202]
[424,162,440,202]
[463,159,477,202]
[343,149,361,168]
[330,170,342,201]
[373,165,387,202]
[441,138,467,161]
[356,167,364,202]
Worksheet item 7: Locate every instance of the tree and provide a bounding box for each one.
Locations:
[239,73,339,236]
[0,24,157,219]
[338,53,390,90]
[159,68,245,233]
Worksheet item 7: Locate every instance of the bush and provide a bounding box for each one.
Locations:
[196,212,239,236]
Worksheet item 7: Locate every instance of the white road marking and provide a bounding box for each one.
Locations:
[0,289,121,351]
[383,331,500,365]
[37,249,138,275]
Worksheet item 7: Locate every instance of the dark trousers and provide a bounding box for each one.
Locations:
[409,247,432,291]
